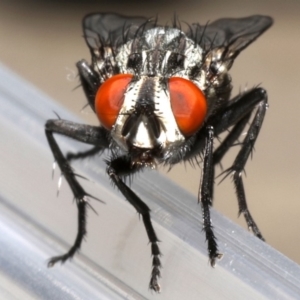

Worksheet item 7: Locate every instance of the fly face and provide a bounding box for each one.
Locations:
[89,24,230,166]
[46,13,273,292]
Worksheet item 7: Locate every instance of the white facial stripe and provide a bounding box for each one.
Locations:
[111,79,142,150]
[111,76,185,151]
[152,78,185,147]
[133,118,154,148]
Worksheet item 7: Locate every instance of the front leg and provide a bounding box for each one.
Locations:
[199,126,223,266]
[45,119,109,265]
[106,156,162,292]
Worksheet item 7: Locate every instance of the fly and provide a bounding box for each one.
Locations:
[45,13,273,292]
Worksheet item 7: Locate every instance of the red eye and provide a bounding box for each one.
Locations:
[169,77,207,136]
[95,74,133,130]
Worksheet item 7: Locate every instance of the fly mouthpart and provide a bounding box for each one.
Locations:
[130,147,157,169]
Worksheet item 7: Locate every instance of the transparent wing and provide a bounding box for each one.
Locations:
[83,13,155,51]
[188,15,273,58]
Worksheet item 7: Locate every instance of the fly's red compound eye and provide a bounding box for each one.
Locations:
[169,77,207,136]
[95,74,133,130]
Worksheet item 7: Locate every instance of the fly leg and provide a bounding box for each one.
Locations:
[200,126,223,266]
[185,88,268,263]
[106,156,162,292]
[223,99,268,239]
[211,113,252,203]
[76,59,101,111]
[45,119,109,265]
[66,145,103,162]
[212,88,268,240]
[63,60,104,163]
[213,113,252,167]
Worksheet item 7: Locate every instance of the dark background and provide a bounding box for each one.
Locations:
[1,0,300,264]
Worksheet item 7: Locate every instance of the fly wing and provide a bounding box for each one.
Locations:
[83,13,155,52]
[189,15,273,59]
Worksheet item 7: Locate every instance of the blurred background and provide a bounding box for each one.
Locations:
[1,0,300,266]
